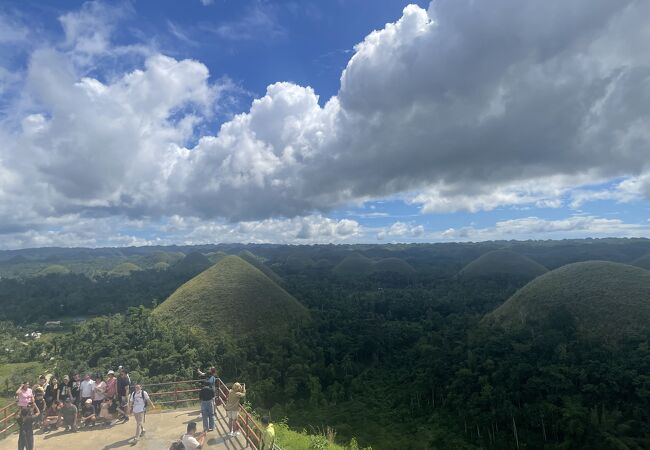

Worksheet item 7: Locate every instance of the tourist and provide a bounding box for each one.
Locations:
[105,370,118,416]
[58,375,71,403]
[196,367,217,390]
[93,374,106,415]
[70,374,81,406]
[79,373,95,406]
[117,368,131,422]
[181,422,206,450]
[198,381,215,432]
[81,399,96,427]
[260,416,275,450]
[15,382,33,409]
[44,377,58,407]
[98,398,112,425]
[17,402,39,450]
[32,384,45,427]
[42,400,61,432]
[59,398,78,432]
[225,382,246,437]
[129,383,154,443]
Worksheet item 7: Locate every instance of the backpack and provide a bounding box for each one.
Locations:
[169,438,185,450]
[130,390,148,411]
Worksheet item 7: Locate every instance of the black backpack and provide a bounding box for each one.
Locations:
[169,439,185,450]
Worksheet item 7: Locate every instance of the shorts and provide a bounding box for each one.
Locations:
[226,410,238,420]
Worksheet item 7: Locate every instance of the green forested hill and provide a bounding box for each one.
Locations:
[485,261,650,341]
[459,249,548,279]
[154,255,309,340]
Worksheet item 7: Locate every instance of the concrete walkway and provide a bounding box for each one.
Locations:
[0,405,247,450]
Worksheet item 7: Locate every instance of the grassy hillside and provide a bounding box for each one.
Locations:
[154,255,309,340]
[459,249,547,279]
[37,264,71,276]
[169,252,213,277]
[332,253,374,277]
[109,262,143,277]
[632,253,650,270]
[238,250,284,285]
[206,251,228,264]
[484,261,650,341]
[137,251,184,268]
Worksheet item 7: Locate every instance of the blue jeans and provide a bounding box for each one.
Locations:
[201,400,215,431]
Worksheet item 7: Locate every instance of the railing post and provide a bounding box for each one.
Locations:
[245,412,249,448]
[174,384,178,408]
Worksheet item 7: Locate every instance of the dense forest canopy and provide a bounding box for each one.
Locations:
[2,239,650,449]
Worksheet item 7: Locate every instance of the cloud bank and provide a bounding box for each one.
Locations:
[0,1,649,247]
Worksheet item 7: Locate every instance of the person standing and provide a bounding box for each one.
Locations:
[181,422,206,450]
[58,375,71,403]
[70,374,81,407]
[93,374,106,416]
[15,382,33,409]
[198,381,215,432]
[32,385,45,428]
[79,373,95,406]
[129,383,154,444]
[17,402,39,450]
[260,416,275,450]
[117,369,131,423]
[44,377,59,407]
[225,382,246,437]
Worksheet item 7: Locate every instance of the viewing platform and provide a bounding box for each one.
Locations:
[0,405,247,449]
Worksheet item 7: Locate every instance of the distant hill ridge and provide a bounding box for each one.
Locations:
[483,261,650,341]
[632,253,650,270]
[332,253,416,277]
[109,262,143,277]
[238,250,283,285]
[459,250,548,280]
[37,264,71,276]
[154,255,309,341]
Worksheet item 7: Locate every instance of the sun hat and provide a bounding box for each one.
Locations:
[107,370,115,375]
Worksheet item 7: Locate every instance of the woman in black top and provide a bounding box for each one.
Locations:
[44,378,58,407]
[58,375,71,403]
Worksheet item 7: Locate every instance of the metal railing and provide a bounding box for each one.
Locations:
[0,402,18,439]
[0,379,280,449]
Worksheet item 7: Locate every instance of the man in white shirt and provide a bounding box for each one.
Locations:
[79,373,95,406]
[182,422,206,450]
[129,383,154,443]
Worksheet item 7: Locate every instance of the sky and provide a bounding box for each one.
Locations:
[0,0,649,249]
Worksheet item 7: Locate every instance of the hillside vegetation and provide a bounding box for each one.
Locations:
[484,261,650,341]
[459,249,548,279]
[154,255,309,340]
[109,262,143,277]
[632,253,650,270]
[332,253,374,276]
[169,252,212,277]
[38,264,71,276]
[238,250,284,285]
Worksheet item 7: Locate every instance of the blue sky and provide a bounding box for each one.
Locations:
[0,0,649,248]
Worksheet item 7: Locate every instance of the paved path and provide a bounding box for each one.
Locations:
[0,405,247,450]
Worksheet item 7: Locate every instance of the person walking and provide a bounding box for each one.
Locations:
[129,383,154,444]
[260,416,276,450]
[225,382,246,437]
[17,402,39,450]
[198,381,215,432]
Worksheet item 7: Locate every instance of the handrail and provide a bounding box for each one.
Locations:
[0,401,18,439]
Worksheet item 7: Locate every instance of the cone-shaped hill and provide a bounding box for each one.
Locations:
[238,250,283,285]
[138,251,184,268]
[109,262,143,277]
[483,261,650,341]
[372,257,416,276]
[632,253,650,270]
[332,252,374,276]
[459,250,547,280]
[169,252,213,277]
[154,255,309,340]
[206,251,228,264]
[38,264,71,276]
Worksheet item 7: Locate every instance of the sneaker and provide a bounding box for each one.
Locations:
[140,430,146,436]
[235,431,241,436]
[208,428,214,432]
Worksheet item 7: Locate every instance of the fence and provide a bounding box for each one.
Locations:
[0,402,18,439]
[0,378,280,449]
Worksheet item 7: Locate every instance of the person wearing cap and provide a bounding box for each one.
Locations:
[105,370,118,417]
[260,416,275,450]
[59,398,78,432]
[81,398,96,427]
[58,375,71,403]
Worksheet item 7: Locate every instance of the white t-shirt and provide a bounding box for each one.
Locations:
[94,381,106,401]
[130,390,150,414]
[182,434,201,450]
[80,379,95,398]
